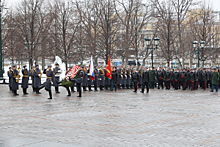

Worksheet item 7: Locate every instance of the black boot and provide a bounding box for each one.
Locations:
[71,86,75,92]
[77,90,82,97]
[48,90,52,99]
[25,88,28,94]
[23,88,25,95]
[55,87,60,93]
[36,88,41,94]
[89,86,93,91]
[66,87,71,96]
[14,90,19,96]
[94,86,98,91]
[33,87,36,92]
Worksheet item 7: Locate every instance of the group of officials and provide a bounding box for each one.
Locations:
[7,63,220,99]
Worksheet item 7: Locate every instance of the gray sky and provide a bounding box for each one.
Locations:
[4,0,220,11]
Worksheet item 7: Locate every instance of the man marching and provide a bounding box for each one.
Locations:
[70,66,84,97]
[43,65,55,99]
[21,65,29,95]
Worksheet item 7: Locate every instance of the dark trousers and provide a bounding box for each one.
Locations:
[77,83,82,97]
[150,82,155,89]
[142,82,149,93]
[134,82,138,92]
[207,80,211,88]
[174,81,178,90]
[66,87,71,96]
[190,81,194,90]
[165,81,170,89]
[158,80,163,89]
[181,81,186,90]
[211,85,218,92]
[202,81,207,90]
[110,81,117,91]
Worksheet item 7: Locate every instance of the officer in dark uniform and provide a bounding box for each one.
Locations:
[82,65,88,91]
[122,65,127,89]
[189,68,196,90]
[117,65,123,89]
[70,66,84,97]
[126,66,132,89]
[198,68,203,88]
[8,67,12,91]
[201,68,207,90]
[138,66,143,88]
[173,69,179,90]
[164,68,172,90]
[21,65,29,95]
[179,68,187,90]
[131,68,139,92]
[33,64,42,94]
[30,66,36,92]
[99,65,105,90]
[194,68,199,89]
[157,67,164,89]
[94,65,99,91]
[206,68,212,88]
[111,66,118,91]
[141,66,150,93]
[186,67,190,89]
[42,65,55,99]
[53,63,61,93]
[11,65,19,96]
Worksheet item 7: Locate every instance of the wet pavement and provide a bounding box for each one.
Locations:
[1,84,220,147]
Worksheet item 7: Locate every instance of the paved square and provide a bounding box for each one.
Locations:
[1,85,220,146]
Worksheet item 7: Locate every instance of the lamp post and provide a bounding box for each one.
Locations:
[145,36,160,68]
[193,40,205,67]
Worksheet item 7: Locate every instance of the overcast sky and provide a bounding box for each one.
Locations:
[4,0,220,11]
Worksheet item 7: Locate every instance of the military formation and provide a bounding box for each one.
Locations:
[7,64,220,99]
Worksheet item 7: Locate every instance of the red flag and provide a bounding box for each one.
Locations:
[106,55,112,80]
[65,65,80,81]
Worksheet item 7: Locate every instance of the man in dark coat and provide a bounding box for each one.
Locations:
[206,68,212,88]
[189,69,196,91]
[122,65,127,89]
[99,65,105,90]
[30,66,36,92]
[201,68,207,90]
[111,66,118,91]
[194,68,199,89]
[33,64,42,94]
[7,67,12,91]
[210,68,219,92]
[82,65,88,91]
[179,68,187,90]
[157,67,164,89]
[43,65,55,99]
[198,68,203,88]
[70,66,84,97]
[53,63,61,93]
[150,67,156,89]
[11,65,19,96]
[141,67,150,93]
[21,65,29,95]
[173,69,179,90]
[87,67,93,91]
[138,66,143,88]
[131,68,139,92]
[126,66,132,89]
[164,68,172,90]
[94,66,99,91]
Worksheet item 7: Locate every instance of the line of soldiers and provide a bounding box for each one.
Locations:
[7,64,220,99]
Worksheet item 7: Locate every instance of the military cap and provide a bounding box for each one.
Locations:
[23,65,27,68]
[48,65,52,67]
[144,66,148,69]
[152,67,155,69]
[81,66,84,68]
[32,66,35,68]
[55,63,59,65]
[133,68,137,71]
[183,68,186,70]
[9,67,11,69]
[35,64,39,67]
[12,65,16,67]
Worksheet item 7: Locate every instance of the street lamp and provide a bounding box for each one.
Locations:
[145,36,160,68]
[193,40,205,67]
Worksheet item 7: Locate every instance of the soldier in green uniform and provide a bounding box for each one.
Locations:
[210,68,219,92]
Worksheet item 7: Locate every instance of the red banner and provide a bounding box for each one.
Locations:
[65,65,80,81]
[106,55,112,80]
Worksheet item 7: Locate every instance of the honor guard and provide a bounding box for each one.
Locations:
[194,68,199,89]
[94,66,99,91]
[189,68,196,90]
[21,65,29,95]
[117,65,123,89]
[11,65,20,96]
[126,66,132,89]
[201,68,207,90]
[141,66,150,93]
[104,66,110,90]
[43,65,55,99]
[206,68,212,88]
[70,66,84,97]
[173,68,179,90]
[122,65,127,89]
[8,67,12,91]
[34,64,42,94]
[131,68,139,92]
[30,66,36,92]
[53,63,61,93]
[179,68,187,90]
[82,65,88,91]
[99,65,105,90]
